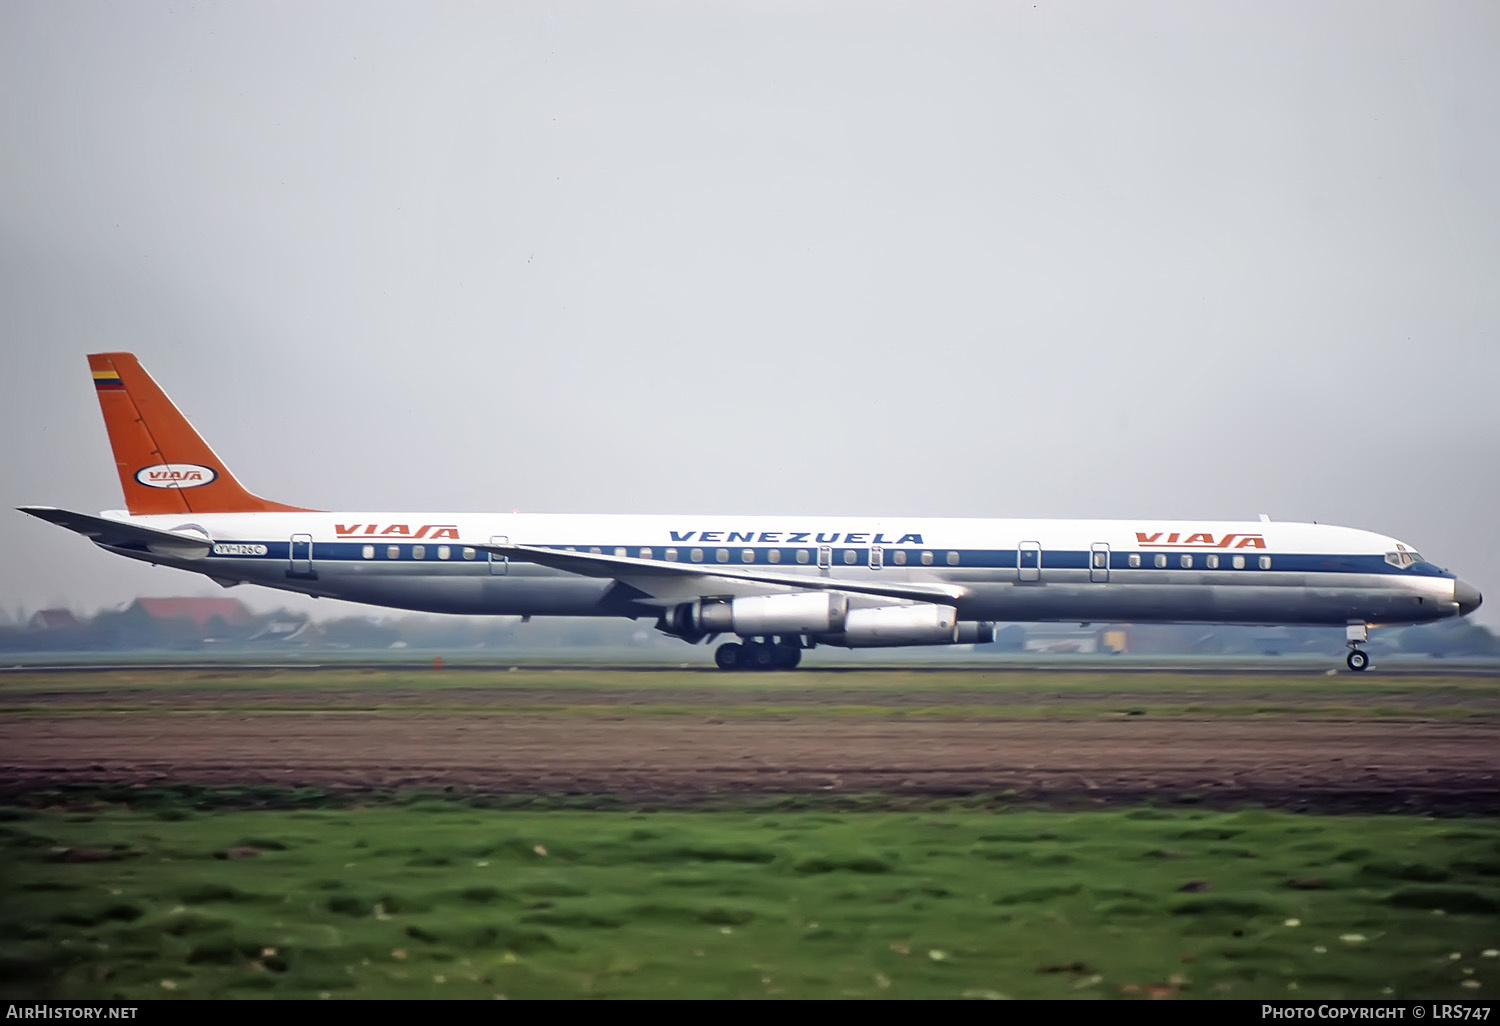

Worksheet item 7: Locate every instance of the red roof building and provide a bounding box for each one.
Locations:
[127,598,253,630]
[29,609,81,630]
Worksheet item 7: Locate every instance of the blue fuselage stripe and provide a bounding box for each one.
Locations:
[207,542,1450,578]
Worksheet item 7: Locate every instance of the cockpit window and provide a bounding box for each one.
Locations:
[1385,550,1422,568]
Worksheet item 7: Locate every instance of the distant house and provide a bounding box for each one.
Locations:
[28,609,81,631]
[247,615,320,644]
[1022,627,1100,654]
[126,597,254,633]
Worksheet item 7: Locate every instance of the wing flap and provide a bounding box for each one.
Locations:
[475,541,967,606]
[17,506,212,558]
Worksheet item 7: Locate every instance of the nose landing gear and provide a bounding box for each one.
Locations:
[1345,623,1370,672]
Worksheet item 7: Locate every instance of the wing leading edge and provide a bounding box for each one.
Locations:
[473,541,967,607]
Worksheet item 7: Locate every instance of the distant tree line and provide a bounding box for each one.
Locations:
[0,600,656,654]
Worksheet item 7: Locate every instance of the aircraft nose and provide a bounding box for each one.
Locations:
[1455,579,1483,616]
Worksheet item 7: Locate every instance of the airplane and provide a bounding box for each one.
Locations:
[18,353,1483,673]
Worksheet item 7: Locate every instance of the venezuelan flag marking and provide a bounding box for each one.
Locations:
[92,369,125,391]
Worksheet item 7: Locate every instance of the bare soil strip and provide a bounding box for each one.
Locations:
[3,712,1496,813]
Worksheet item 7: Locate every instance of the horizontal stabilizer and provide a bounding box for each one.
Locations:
[474,541,968,605]
[17,506,212,558]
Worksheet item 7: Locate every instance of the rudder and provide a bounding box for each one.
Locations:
[88,353,315,515]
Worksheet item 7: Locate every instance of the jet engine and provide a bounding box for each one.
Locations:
[832,603,956,646]
[815,605,997,648]
[667,593,849,638]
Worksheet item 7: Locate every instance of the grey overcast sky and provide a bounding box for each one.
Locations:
[1,1,1496,626]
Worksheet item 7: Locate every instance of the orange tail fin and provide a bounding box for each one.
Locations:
[88,353,317,515]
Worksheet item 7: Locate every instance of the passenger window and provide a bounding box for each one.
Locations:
[717,549,729,563]
[691,548,704,563]
[1093,552,1107,568]
[387,545,400,559]
[893,550,907,566]
[362,545,374,560]
[413,545,425,560]
[1154,554,1167,568]
[463,547,476,560]
[797,549,810,564]
[438,545,450,560]
[946,551,959,566]
[665,548,678,562]
[1260,556,1272,570]
[1180,554,1192,569]
[615,547,627,557]
[843,549,857,564]
[767,549,782,564]
[639,548,652,560]
[742,549,755,563]
[1128,554,1140,568]
[590,547,602,554]
[921,551,934,566]
[1206,554,1218,569]
[1232,555,1244,569]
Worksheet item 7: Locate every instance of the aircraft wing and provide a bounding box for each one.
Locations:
[17,506,213,558]
[474,541,967,607]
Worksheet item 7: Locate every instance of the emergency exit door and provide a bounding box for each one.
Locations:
[1018,541,1041,582]
[1090,543,1110,583]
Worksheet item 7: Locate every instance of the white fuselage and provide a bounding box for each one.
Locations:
[98,510,1468,630]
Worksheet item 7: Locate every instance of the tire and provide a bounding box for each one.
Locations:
[745,643,775,670]
[1346,649,1369,672]
[715,643,742,670]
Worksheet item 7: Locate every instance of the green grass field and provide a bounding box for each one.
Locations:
[3,795,1498,1000]
[3,667,1498,720]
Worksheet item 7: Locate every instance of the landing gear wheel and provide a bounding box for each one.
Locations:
[1346,649,1369,672]
[744,642,776,670]
[715,643,742,670]
[774,646,802,670]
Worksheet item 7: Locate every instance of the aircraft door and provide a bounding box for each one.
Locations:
[869,545,884,570]
[1090,542,1110,583]
[1018,541,1041,582]
[288,534,314,579]
[489,535,509,576]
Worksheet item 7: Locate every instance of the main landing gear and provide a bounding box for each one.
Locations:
[714,637,803,671]
[1345,623,1370,672]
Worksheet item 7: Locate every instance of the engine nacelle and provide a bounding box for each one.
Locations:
[671,593,849,638]
[822,604,959,648]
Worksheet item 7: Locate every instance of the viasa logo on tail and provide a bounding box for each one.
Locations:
[1136,531,1266,549]
[335,523,460,540]
[135,464,217,489]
